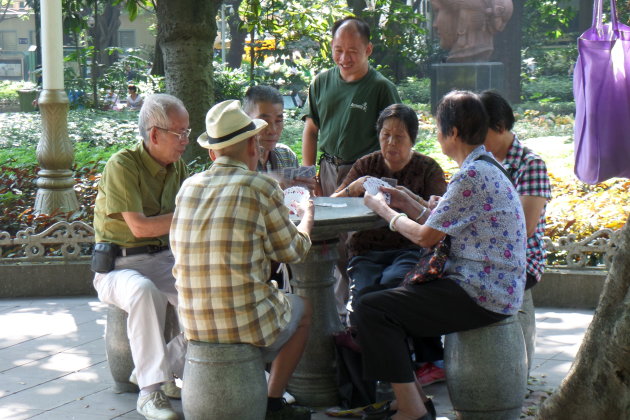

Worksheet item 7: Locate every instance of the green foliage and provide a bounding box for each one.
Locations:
[521,75,574,103]
[524,0,575,42]
[358,0,428,81]
[0,81,36,106]
[97,47,163,97]
[238,0,346,84]
[213,63,249,102]
[521,44,577,79]
[397,77,430,105]
[63,45,164,109]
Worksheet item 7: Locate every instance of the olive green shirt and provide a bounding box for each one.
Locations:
[303,66,400,162]
[94,141,189,248]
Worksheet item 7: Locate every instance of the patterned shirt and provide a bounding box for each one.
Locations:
[336,150,447,258]
[170,156,311,346]
[257,143,299,172]
[502,135,552,282]
[426,146,527,315]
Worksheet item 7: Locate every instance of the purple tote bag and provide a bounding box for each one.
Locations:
[574,0,630,184]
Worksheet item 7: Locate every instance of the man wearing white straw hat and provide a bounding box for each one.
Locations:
[170,100,314,420]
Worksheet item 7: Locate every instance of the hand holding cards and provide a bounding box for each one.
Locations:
[363,177,392,204]
[284,186,310,215]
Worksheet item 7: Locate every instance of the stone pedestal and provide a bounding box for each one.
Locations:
[518,289,536,374]
[105,304,180,393]
[183,341,267,420]
[286,197,385,407]
[430,62,506,113]
[444,315,527,420]
[288,240,342,407]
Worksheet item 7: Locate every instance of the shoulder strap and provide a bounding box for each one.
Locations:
[475,154,515,186]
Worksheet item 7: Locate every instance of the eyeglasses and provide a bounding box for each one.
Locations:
[153,126,191,141]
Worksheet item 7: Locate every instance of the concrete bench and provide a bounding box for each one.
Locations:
[444,315,527,420]
[105,304,180,393]
[182,341,267,420]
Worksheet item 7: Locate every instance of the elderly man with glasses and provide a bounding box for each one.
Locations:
[92,93,190,420]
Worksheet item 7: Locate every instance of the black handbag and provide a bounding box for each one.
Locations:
[402,236,451,285]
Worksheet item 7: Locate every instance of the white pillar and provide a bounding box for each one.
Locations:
[40,0,64,90]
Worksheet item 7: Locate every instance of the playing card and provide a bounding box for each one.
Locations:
[363,177,391,204]
[296,165,316,178]
[283,186,310,214]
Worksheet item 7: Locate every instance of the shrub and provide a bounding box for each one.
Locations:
[521,75,574,103]
[398,77,431,105]
[213,63,249,103]
[0,80,36,107]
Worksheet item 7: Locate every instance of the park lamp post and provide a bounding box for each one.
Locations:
[34,0,79,215]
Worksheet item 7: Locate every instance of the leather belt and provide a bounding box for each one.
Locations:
[321,152,355,167]
[118,245,169,257]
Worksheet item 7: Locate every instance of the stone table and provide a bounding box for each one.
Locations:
[287,197,385,407]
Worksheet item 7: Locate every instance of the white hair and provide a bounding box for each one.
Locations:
[138,94,186,143]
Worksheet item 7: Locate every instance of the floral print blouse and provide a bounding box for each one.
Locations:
[425,146,527,315]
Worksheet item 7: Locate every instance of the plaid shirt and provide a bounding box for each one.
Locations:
[257,143,299,172]
[503,135,552,282]
[170,156,311,346]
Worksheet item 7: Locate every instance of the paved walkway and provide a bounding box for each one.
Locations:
[0,296,594,419]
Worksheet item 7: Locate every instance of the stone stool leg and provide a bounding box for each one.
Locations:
[105,305,138,393]
[105,303,180,393]
[518,289,536,375]
[444,315,527,420]
[183,341,267,420]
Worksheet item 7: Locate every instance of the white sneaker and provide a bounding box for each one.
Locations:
[136,390,178,420]
[130,371,181,399]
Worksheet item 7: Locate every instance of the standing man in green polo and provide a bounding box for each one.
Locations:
[301,16,401,196]
[302,16,400,315]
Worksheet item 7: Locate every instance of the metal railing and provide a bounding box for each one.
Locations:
[0,221,94,263]
[0,221,621,268]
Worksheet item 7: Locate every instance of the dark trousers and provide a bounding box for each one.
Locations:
[354,279,508,383]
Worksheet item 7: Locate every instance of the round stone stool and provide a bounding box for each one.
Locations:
[183,341,267,420]
[517,289,536,374]
[105,304,180,393]
[444,315,527,420]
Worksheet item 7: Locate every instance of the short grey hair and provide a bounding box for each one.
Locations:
[242,85,283,115]
[138,94,186,143]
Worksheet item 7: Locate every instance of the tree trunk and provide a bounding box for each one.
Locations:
[156,0,220,164]
[151,38,164,76]
[579,0,593,33]
[538,216,630,419]
[491,0,523,104]
[226,0,246,69]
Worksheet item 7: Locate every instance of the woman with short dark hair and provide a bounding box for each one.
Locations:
[356,91,527,420]
[331,103,447,328]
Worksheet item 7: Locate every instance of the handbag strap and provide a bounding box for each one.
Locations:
[475,154,515,186]
[593,0,619,33]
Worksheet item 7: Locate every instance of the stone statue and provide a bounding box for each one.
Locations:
[431,0,513,62]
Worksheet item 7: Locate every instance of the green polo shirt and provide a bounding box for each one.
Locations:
[303,66,400,162]
[94,141,189,248]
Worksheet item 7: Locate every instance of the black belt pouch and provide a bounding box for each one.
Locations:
[91,242,119,273]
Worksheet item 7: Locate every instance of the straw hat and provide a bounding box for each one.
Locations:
[197,100,267,150]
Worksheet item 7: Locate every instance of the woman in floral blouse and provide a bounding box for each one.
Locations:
[356,91,527,420]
